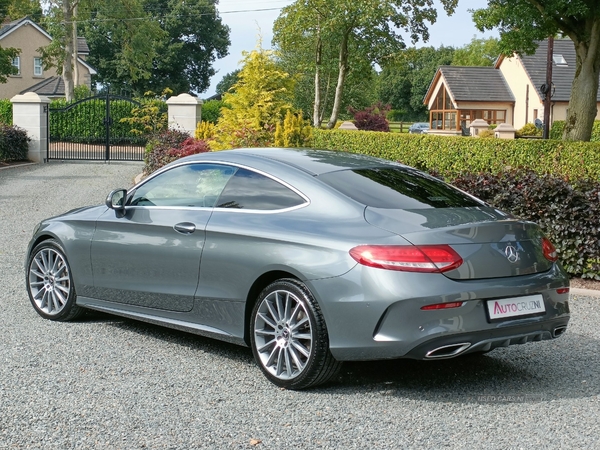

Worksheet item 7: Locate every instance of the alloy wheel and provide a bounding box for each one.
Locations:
[253,289,313,381]
[28,247,72,316]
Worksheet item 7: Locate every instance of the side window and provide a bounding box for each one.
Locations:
[216,168,306,210]
[129,164,236,207]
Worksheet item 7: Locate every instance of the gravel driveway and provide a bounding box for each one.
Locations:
[1,161,599,449]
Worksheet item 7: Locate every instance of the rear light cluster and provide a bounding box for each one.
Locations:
[349,245,463,273]
[542,237,558,262]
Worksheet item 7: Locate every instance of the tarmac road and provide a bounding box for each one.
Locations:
[1,161,599,449]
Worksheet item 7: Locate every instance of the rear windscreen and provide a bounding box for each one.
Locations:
[318,167,484,209]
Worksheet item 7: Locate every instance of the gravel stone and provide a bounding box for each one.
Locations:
[1,161,599,449]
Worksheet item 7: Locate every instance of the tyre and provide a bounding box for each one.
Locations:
[26,239,84,321]
[250,278,341,389]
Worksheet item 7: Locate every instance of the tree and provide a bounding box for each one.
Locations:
[472,0,600,141]
[452,37,500,66]
[211,45,295,150]
[276,27,378,125]
[41,0,229,99]
[0,0,21,83]
[216,69,240,95]
[273,0,458,128]
[379,46,455,120]
[7,0,43,21]
[136,0,230,94]
[75,0,163,96]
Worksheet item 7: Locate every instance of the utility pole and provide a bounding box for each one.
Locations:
[543,36,554,139]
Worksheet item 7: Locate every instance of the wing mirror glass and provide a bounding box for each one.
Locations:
[106,189,127,212]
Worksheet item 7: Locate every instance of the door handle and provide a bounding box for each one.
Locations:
[173,222,196,234]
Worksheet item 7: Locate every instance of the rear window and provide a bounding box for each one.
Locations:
[318,167,483,209]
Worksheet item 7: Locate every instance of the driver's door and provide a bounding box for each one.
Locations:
[90,163,236,312]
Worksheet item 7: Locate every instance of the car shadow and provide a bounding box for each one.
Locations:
[325,333,600,402]
[82,311,599,402]
[83,309,254,363]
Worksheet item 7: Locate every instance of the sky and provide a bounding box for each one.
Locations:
[205,0,499,97]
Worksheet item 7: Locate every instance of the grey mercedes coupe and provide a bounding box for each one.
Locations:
[26,148,570,389]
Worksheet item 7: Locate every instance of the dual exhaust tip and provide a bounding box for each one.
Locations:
[425,326,568,359]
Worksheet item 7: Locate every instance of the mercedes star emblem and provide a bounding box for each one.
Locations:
[504,244,519,263]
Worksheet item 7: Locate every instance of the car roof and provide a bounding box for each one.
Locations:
[181,148,403,176]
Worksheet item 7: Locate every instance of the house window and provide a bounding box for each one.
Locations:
[430,86,459,131]
[34,58,43,76]
[533,109,538,120]
[11,57,20,75]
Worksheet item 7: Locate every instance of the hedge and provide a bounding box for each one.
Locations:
[0,124,29,161]
[0,99,12,124]
[312,129,600,181]
[49,98,151,144]
[551,120,600,141]
[447,170,600,280]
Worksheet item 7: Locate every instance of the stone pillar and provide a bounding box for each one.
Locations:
[469,119,489,137]
[494,123,516,139]
[166,93,203,136]
[10,92,51,163]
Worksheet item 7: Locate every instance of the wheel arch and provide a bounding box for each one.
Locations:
[243,270,300,346]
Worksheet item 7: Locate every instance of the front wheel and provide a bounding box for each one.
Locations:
[250,279,341,390]
[26,239,84,321]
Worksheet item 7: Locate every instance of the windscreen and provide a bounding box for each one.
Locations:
[318,167,484,209]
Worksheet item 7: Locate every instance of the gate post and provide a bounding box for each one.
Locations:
[166,93,202,136]
[11,92,51,163]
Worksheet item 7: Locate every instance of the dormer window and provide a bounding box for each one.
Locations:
[553,54,568,66]
[11,56,20,75]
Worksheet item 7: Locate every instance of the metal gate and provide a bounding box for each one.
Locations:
[47,91,146,161]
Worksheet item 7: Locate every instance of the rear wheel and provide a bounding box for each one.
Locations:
[26,239,84,321]
[250,279,341,389]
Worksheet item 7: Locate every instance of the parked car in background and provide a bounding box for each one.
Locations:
[408,122,430,134]
[25,148,570,390]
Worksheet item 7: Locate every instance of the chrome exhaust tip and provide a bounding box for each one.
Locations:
[425,343,471,359]
[553,326,567,338]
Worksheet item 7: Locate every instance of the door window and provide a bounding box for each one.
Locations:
[130,164,236,207]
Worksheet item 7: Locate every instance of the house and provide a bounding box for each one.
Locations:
[423,39,600,134]
[0,16,96,99]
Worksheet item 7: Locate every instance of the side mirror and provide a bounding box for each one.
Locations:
[106,189,127,213]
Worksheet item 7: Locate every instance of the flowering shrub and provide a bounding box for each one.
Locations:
[144,129,210,174]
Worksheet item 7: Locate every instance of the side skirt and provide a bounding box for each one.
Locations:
[77,296,247,347]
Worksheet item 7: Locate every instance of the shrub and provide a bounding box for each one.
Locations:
[195,121,217,140]
[120,90,169,136]
[166,137,210,159]
[201,100,226,124]
[477,129,495,138]
[348,102,391,132]
[144,129,196,174]
[0,124,30,161]
[274,110,312,147]
[211,122,275,151]
[516,122,542,138]
[0,99,12,124]
[447,170,600,279]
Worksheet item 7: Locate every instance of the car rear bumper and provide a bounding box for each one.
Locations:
[307,263,570,361]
